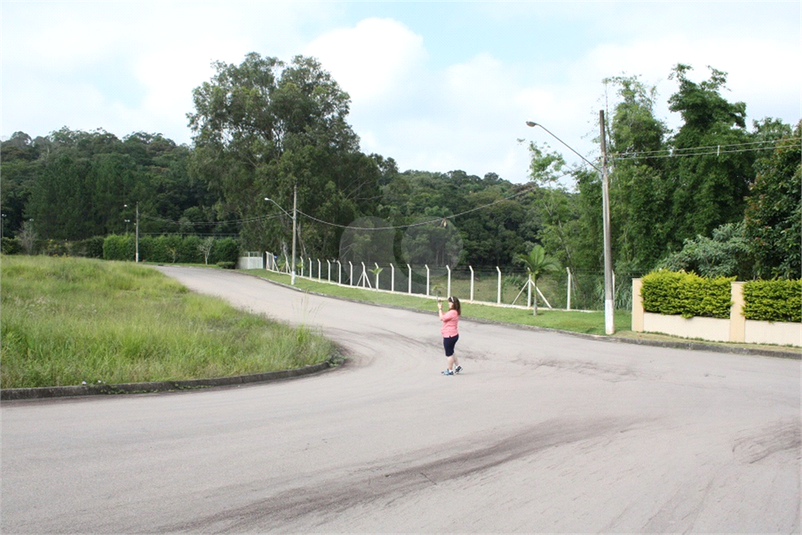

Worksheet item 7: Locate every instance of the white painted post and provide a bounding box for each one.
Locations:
[469,266,475,301]
[349,261,353,286]
[566,267,572,311]
[318,259,322,281]
[407,264,412,294]
[375,262,380,289]
[390,263,395,293]
[447,265,451,298]
[337,261,342,285]
[327,260,331,282]
[497,266,502,304]
[425,265,430,296]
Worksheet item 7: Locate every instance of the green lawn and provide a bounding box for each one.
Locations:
[1,256,337,389]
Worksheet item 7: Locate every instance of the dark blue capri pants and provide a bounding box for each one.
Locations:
[443,335,459,357]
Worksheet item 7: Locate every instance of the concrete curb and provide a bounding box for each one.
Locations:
[1,360,340,401]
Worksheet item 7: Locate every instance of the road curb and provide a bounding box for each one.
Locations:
[1,359,342,401]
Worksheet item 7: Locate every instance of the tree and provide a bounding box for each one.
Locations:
[666,65,755,248]
[516,244,560,315]
[744,120,801,278]
[188,53,378,257]
[605,75,670,272]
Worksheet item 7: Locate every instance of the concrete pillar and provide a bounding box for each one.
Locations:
[632,278,644,332]
[730,281,746,343]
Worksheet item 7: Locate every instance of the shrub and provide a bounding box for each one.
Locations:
[743,280,801,323]
[641,270,733,319]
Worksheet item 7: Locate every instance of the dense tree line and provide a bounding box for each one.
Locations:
[1,55,799,282]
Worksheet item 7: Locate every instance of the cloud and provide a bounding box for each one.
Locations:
[305,18,427,104]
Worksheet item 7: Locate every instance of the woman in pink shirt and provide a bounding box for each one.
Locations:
[438,296,462,375]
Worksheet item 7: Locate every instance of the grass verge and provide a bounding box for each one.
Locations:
[1,256,337,389]
[244,269,632,335]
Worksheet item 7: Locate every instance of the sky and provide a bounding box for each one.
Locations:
[2,1,800,184]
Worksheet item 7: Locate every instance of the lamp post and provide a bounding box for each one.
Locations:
[527,113,614,334]
[265,183,297,286]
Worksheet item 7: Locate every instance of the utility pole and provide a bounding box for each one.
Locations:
[600,111,614,334]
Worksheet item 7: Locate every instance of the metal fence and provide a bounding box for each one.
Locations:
[262,252,636,312]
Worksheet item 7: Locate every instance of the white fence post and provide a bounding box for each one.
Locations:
[566,267,572,311]
[469,266,474,301]
[390,263,395,293]
[337,261,342,285]
[497,266,502,304]
[349,261,353,286]
[327,260,331,282]
[407,264,412,294]
[447,265,451,297]
[425,265,430,296]
[375,262,380,289]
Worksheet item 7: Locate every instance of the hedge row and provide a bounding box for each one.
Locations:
[743,279,801,323]
[642,271,801,323]
[641,271,733,319]
[103,235,240,266]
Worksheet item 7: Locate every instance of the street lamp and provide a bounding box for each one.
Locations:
[527,113,614,334]
[265,184,297,286]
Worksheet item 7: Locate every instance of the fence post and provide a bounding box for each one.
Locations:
[390,263,395,293]
[375,262,380,289]
[469,266,475,301]
[407,264,412,294]
[497,266,502,304]
[425,265,430,296]
[318,259,322,281]
[566,267,572,311]
[349,261,353,286]
[447,265,451,297]
[337,261,342,285]
[327,260,331,282]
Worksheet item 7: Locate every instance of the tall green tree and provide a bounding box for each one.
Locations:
[605,75,670,272]
[666,64,755,248]
[744,120,801,278]
[188,53,379,257]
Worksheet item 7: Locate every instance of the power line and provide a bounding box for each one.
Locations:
[612,136,800,162]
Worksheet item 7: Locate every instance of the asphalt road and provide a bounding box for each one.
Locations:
[2,266,800,533]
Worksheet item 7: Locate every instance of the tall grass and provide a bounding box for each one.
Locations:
[1,256,336,389]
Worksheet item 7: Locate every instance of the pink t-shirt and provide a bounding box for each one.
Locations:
[440,309,459,338]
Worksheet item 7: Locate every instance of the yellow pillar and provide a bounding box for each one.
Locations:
[729,281,746,343]
[632,278,644,332]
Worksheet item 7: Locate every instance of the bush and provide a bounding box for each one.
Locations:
[74,236,105,258]
[103,235,133,261]
[1,237,22,255]
[211,238,239,265]
[743,280,801,323]
[641,270,733,319]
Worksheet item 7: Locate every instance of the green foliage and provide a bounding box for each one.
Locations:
[658,222,753,279]
[743,280,801,323]
[744,121,802,279]
[102,235,239,264]
[641,270,733,319]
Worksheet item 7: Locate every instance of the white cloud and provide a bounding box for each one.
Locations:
[305,18,427,104]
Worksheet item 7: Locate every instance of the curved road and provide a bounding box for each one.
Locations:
[2,266,800,533]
